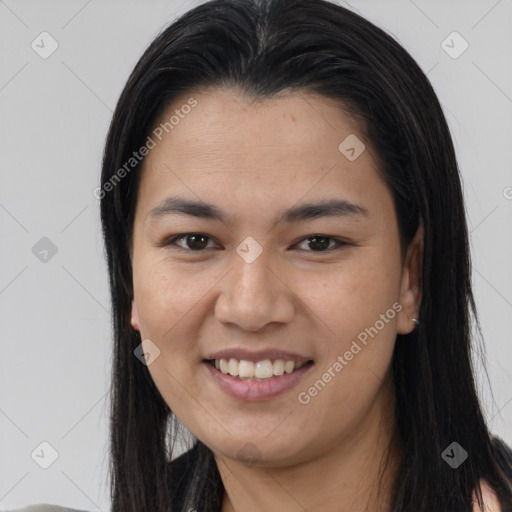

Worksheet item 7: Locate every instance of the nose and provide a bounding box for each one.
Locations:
[214,248,295,332]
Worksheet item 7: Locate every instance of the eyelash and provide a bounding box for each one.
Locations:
[160,233,350,253]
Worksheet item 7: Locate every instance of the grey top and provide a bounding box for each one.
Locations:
[2,505,91,512]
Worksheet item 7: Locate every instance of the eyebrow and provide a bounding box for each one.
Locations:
[146,197,368,225]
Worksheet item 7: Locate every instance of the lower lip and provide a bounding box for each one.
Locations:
[203,361,314,401]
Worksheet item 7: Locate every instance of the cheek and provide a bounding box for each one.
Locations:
[133,263,204,423]
[294,262,400,446]
[293,247,401,404]
[132,265,200,404]
[295,249,402,336]
[132,259,221,390]
[134,259,205,336]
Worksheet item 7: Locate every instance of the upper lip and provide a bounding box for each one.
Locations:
[205,348,313,363]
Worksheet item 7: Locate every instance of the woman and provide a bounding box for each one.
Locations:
[10,0,511,511]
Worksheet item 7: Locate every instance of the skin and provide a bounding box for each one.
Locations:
[130,87,423,511]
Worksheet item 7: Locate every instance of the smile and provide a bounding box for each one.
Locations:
[209,358,311,380]
[203,358,315,401]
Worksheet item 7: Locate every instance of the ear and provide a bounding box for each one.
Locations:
[131,300,140,331]
[397,222,423,335]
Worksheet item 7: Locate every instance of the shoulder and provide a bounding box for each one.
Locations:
[472,481,502,512]
[1,505,91,512]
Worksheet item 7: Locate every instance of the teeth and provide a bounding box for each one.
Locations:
[238,360,254,378]
[255,360,273,378]
[213,358,309,380]
[228,358,239,376]
[219,359,229,374]
[273,360,285,376]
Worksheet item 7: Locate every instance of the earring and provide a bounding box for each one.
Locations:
[411,318,419,326]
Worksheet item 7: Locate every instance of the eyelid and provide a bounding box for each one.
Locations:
[159,233,220,250]
[294,235,348,251]
[160,233,350,252]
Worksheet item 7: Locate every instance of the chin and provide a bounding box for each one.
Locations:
[205,432,312,468]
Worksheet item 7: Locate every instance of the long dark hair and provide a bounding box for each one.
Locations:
[99,0,512,510]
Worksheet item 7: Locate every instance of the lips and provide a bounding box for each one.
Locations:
[202,348,314,401]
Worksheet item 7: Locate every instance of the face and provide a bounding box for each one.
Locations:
[130,87,421,467]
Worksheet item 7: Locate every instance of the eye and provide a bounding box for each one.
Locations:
[164,233,218,251]
[162,233,348,253]
[294,234,348,252]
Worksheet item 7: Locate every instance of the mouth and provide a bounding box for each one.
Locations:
[205,358,315,381]
[202,357,315,401]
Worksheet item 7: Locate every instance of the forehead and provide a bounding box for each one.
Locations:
[136,87,389,221]
[145,87,368,167]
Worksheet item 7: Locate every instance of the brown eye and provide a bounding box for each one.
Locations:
[296,235,347,252]
[166,233,215,251]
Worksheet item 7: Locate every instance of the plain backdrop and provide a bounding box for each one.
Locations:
[1,0,511,510]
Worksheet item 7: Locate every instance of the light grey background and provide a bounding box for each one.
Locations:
[1,0,511,510]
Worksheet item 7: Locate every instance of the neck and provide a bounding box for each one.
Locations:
[216,375,402,512]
